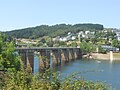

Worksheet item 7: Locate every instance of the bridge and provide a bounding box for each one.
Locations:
[16,47,82,72]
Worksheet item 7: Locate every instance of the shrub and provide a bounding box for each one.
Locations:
[1,69,113,90]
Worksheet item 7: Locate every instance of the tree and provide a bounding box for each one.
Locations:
[80,41,94,54]
[112,39,120,51]
[98,46,107,54]
[67,42,77,47]
[0,33,22,71]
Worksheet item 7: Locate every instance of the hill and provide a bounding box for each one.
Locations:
[5,23,103,39]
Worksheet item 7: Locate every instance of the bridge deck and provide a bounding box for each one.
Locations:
[16,47,79,50]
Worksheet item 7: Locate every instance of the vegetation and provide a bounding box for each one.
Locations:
[1,69,112,90]
[80,41,95,54]
[0,33,22,71]
[98,46,107,54]
[5,23,103,39]
[112,39,120,51]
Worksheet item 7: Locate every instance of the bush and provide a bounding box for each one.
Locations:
[98,46,107,54]
[1,69,113,90]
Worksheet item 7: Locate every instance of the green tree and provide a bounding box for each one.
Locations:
[112,39,119,47]
[68,42,77,47]
[80,41,93,54]
[98,46,107,54]
[0,33,22,71]
[112,39,120,51]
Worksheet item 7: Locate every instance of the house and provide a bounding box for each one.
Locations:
[85,31,90,35]
[90,31,95,35]
[116,32,120,41]
[112,29,120,41]
[59,37,67,41]
[71,36,76,40]
[78,31,85,38]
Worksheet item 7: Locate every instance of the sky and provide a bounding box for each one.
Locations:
[0,0,120,31]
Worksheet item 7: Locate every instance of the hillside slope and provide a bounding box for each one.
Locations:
[5,23,103,39]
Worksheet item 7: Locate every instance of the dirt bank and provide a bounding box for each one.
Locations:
[89,52,120,60]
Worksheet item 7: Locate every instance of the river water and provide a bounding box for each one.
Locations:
[34,57,120,89]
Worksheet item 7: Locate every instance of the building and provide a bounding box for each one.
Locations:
[101,45,119,52]
[112,29,120,41]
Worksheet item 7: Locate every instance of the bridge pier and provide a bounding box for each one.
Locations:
[52,49,61,67]
[19,51,34,72]
[26,52,34,72]
[39,50,50,70]
[70,49,75,60]
[76,48,82,59]
[69,49,73,61]
[20,52,27,68]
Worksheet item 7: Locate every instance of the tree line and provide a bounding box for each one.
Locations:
[4,23,103,39]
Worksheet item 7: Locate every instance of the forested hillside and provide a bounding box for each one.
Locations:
[5,23,103,39]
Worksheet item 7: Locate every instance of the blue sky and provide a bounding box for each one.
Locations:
[0,0,120,31]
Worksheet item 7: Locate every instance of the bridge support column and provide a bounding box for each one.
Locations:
[39,50,50,71]
[52,49,61,67]
[71,49,75,60]
[58,49,62,65]
[73,49,78,59]
[61,49,69,64]
[75,48,82,59]
[26,52,34,72]
[20,52,27,68]
[68,49,73,61]
[20,51,34,72]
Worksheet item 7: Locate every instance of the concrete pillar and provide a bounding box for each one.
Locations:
[58,49,62,65]
[39,50,51,70]
[77,48,82,58]
[61,49,69,64]
[19,50,34,72]
[67,49,70,62]
[73,48,82,59]
[50,50,53,68]
[52,49,61,67]
[69,49,73,61]
[110,51,113,62]
[45,50,50,68]
[73,49,76,59]
[26,52,34,72]
[71,49,75,60]
[61,49,66,62]
[61,49,66,64]
[20,52,27,68]
[39,50,47,70]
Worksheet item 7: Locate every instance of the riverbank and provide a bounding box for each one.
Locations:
[83,52,120,60]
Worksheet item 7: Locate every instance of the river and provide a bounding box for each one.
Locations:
[34,57,120,89]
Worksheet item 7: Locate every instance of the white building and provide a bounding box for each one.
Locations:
[112,29,120,41]
[85,31,90,35]
[116,32,120,41]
